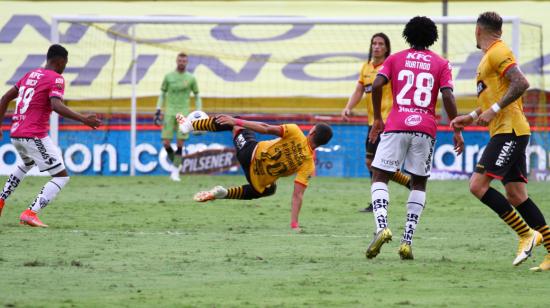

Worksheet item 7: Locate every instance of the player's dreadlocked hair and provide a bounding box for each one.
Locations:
[367,32,391,63]
[312,123,333,147]
[47,44,68,60]
[402,16,438,50]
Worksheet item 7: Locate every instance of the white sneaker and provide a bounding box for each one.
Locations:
[170,166,181,182]
[176,113,194,134]
[193,185,228,202]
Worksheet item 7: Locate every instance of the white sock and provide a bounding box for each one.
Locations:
[30,177,70,213]
[1,164,33,200]
[371,182,390,233]
[402,190,426,245]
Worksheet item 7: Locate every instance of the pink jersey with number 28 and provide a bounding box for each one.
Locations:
[11,68,65,138]
[377,48,453,138]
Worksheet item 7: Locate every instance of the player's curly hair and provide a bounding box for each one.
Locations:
[402,16,438,49]
[312,123,333,146]
[47,44,68,60]
[368,33,391,63]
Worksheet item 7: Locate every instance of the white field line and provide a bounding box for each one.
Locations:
[3,229,448,240]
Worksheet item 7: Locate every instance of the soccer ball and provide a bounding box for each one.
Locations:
[188,110,209,121]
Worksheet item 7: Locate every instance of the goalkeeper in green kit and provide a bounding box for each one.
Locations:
[154,52,202,181]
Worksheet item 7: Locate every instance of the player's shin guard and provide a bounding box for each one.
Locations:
[1,164,33,200]
[481,187,530,237]
[371,182,389,233]
[391,171,411,189]
[516,198,550,253]
[401,190,426,245]
[29,176,70,213]
[193,117,232,132]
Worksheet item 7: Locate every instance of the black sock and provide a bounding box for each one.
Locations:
[175,147,182,156]
[480,187,513,216]
[481,187,530,236]
[515,198,547,229]
[164,145,174,155]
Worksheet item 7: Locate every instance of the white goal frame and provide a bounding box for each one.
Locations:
[50,15,532,176]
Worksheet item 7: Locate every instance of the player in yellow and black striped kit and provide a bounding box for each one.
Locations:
[452,12,550,271]
[177,113,333,232]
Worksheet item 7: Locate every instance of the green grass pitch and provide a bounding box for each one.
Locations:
[0,175,549,307]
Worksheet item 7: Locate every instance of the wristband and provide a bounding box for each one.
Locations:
[235,119,244,127]
[290,221,299,229]
[469,110,479,121]
[491,103,501,113]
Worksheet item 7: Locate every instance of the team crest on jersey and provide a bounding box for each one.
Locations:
[477,80,487,97]
[405,114,422,126]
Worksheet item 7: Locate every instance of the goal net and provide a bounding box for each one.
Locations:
[49,16,545,177]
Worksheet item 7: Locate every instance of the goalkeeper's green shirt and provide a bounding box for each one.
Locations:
[157,70,201,116]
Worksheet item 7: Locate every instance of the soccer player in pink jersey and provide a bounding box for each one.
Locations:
[0,44,101,227]
[365,17,464,260]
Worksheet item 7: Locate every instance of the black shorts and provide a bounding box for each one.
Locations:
[366,125,381,160]
[233,128,258,184]
[475,133,529,184]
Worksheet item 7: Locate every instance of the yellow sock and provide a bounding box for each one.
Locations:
[226,186,244,199]
[501,211,531,237]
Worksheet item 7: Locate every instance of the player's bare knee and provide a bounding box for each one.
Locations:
[410,175,427,191]
[505,187,527,207]
[371,168,391,184]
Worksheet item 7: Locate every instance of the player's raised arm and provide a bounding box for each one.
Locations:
[215,114,283,137]
[51,98,101,129]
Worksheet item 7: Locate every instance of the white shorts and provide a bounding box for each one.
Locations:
[371,131,435,177]
[11,136,66,175]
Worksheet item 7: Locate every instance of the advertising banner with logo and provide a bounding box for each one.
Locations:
[2,126,549,180]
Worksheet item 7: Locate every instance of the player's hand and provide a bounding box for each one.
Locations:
[215,114,235,126]
[477,109,497,127]
[83,114,101,129]
[369,119,384,143]
[453,131,464,156]
[450,115,473,130]
[153,109,162,126]
[341,108,352,121]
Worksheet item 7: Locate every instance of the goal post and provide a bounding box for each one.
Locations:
[49,15,544,177]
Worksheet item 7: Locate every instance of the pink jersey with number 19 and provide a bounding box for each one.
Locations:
[377,48,453,138]
[11,68,65,138]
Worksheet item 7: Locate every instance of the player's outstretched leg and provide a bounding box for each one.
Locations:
[194,184,276,202]
[0,164,33,217]
[366,182,392,259]
[399,190,426,260]
[19,176,70,227]
[176,114,232,134]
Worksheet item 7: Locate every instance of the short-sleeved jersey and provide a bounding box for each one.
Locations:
[160,71,199,116]
[476,40,530,137]
[378,48,453,138]
[11,68,65,138]
[250,124,315,193]
[358,60,393,125]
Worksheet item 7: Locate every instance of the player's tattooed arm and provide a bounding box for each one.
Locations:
[498,66,530,109]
